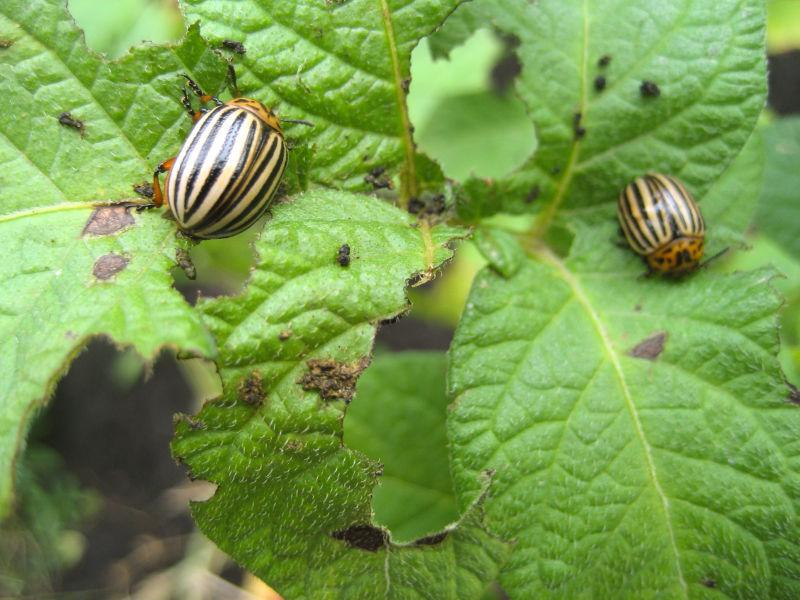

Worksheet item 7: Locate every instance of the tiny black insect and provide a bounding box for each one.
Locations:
[58,112,85,137]
[598,54,612,68]
[525,185,541,204]
[133,182,154,198]
[364,166,392,190]
[337,244,351,267]
[573,112,586,139]
[640,80,661,98]
[594,75,607,92]
[221,39,246,54]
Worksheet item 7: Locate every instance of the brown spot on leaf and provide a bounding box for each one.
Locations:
[299,357,370,402]
[278,329,292,341]
[284,439,304,452]
[93,254,129,280]
[238,371,264,406]
[628,331,667,360]
[83,205,135,236]
[0,39,14,49]
[64,330,77,340]
[788,383,800,405]
[413,531,448,546]
[331,524,388,552]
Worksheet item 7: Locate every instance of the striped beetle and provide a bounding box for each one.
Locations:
[150,75,288,239]
[617,173,705,275]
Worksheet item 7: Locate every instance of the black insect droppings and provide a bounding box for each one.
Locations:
[0,39,14,49]
[701,578,716,589]
[83,205,136,237]
[238,371,264,406]
[337,243,351,267]
[628,331,667,360]
[598,54,611,68]
[299,357,370,402]
[551,165,562,175]
[221,39,246,54]
[408,194,446,216]
[413,531,448,546]
[524,185,541,204]
[594,75,607,92]
[573,112,586,140]
[640,80,661,98]
[93,254,129,280]
[58,112,85,137]
[364,166,392,190]
[133,181,154,198]
[401,77,411,93]
[175,248,196,280]
[331,524,389,552]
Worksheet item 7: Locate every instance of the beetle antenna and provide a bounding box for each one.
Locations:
[699,247,730,270]
[281,118,314,127]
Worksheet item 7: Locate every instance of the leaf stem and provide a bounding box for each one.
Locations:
[379,0,418,210]
[529,0,590,241]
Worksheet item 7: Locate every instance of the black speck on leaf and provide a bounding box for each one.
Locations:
[640,80,661,98]
[598,54,611,67]
[331,525,388,552]
[594,75,607,92]
[337,243,351,267]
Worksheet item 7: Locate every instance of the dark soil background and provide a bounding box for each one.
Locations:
[27,51,800,597]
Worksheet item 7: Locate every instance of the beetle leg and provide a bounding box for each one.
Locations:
[181,74,224,107]
[151,157,176,208]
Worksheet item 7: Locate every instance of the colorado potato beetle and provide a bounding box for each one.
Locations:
[617,173,705,275]
[150,75,288,239]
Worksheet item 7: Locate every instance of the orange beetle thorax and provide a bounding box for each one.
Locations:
[646,237,705,275]
[228,98,283,133]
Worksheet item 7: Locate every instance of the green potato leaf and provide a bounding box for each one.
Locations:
[448,220,800,599]
[0,0,227,516]
[346,351,459,543]
[439,0,766,223]
[182,0,463,199]
[172,191,509,598]
[758,117,800,262]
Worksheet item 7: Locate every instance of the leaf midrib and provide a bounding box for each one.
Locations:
[535,246,689,596]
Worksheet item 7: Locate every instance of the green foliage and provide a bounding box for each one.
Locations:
[759,117,800,261]
[0,446,97,596]
[1,0,797,598]
[449,225,800,598]
[346,351,458,542]
[439,0,766,221]
[182,0,462,196]
[171,191,510,597]
[0,0,223,514]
